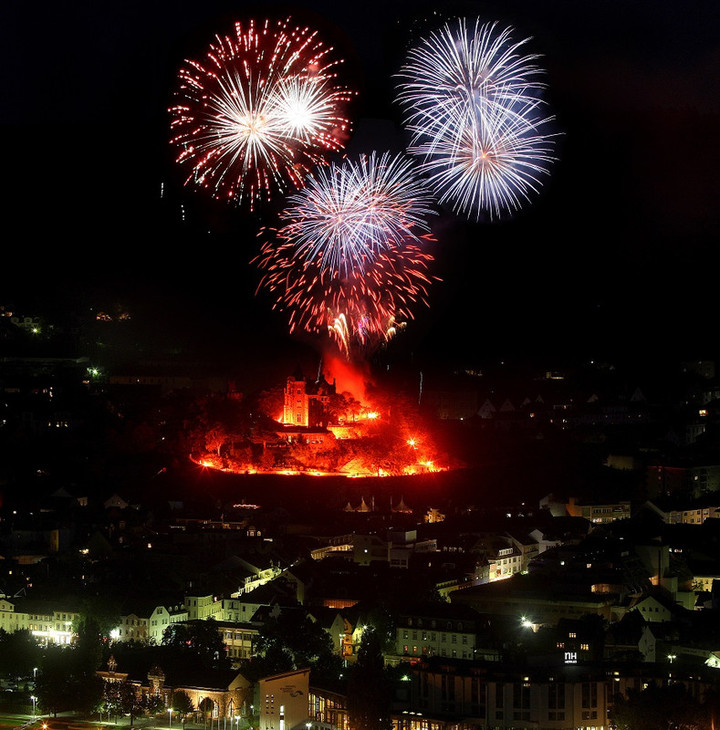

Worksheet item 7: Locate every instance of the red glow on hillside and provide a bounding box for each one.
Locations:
[322,351,373,404]
[189,363,456,479]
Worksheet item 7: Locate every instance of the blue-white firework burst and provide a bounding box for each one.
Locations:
[396,18,557,220]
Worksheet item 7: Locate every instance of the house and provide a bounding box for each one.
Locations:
[184,594,222,620]
[217,620,261,662]
[629,591,686,623]
[307,606,351,655]
[604,612,657,662]
[114,599,188,643]
[392,603,484,662]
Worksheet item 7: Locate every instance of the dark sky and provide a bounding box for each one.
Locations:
[2,0,720,372]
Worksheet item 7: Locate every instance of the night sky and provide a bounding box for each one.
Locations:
[3,0,720,374]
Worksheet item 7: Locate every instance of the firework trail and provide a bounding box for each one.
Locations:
[169,18,353,208]
[396,18,557,220]
[254,152,438,356]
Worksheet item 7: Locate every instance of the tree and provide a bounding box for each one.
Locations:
[347,627,393,730]
[142,692,166,715]
[357,605,396,654]
[75,595,121,641]
[35,645,74,717]
[172,690,195,716]
[255,610,335,671]
[74,674,105,716]
[105,681,144,727]
[35,639,104,717]
[73,616,105,675]
[162,618,230,671]
[611,683,707,730]
[255,385,285,422]
[0,629,41,687]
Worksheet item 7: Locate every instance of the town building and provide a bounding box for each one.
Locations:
[565,497,632,524]
[0,596,79,644]
[114,600,188,643]
[392,604,486,663]
[259,668,311,730]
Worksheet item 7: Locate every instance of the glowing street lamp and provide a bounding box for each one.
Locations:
[31,695,36,714]
[169,708,174,727]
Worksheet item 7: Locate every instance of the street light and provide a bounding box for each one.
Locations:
[31,695,36,715]
[169,708,174,728]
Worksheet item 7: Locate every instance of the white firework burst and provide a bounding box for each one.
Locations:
[281,151,436,276]
[396,17,558,220]
[411,97,556,219]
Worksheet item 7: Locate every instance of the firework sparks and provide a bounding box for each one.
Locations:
[413,97,556,219]
[254,152,437,356]
[169,18,353,208]
[396,18,557,220]
[397,19,544,124]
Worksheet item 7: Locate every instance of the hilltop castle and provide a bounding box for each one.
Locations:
[282,368,336,428]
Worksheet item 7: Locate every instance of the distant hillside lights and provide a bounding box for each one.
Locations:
[9,314,42,333]
[95,309,131,322]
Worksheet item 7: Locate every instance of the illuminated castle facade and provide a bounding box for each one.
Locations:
[282,369,336,428]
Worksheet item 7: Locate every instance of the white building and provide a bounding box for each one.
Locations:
[259,668,311,730]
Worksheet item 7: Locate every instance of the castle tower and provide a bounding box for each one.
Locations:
[283,372,309,426]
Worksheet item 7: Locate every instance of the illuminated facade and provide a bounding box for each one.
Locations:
[218,621,259,660]
[0,597,78,644]
[259,668,310,730]
[394,606,484,662]
[307,686,349,730]
[282,372,335,428]
[114,602,188,643]
[565,497,631,524]
[97,657,253,721]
